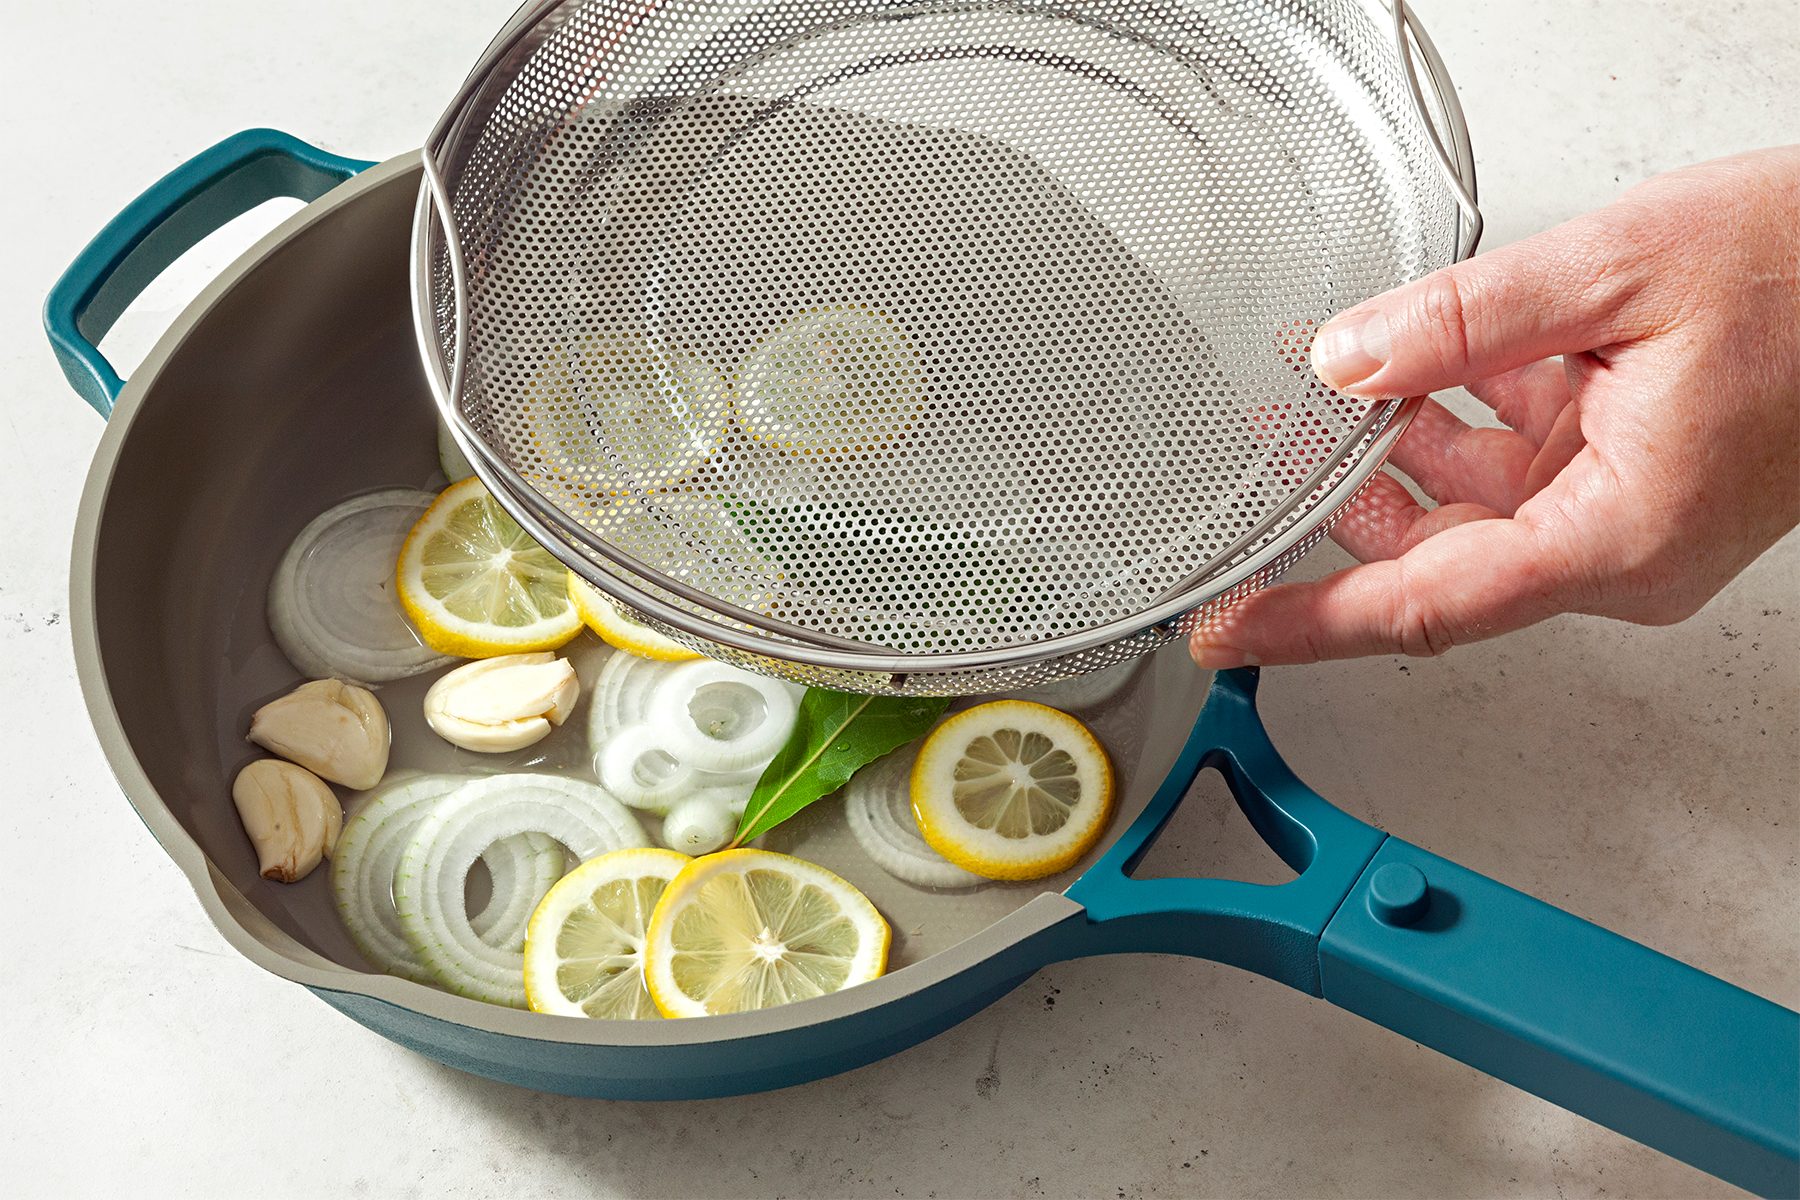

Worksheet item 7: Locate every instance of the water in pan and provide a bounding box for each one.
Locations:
[372,631,1205,971]
[218,529,1208,983]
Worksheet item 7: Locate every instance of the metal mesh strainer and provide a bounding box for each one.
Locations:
[413,0,1480,695]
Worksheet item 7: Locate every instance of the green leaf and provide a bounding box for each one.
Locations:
[732,689,952,845]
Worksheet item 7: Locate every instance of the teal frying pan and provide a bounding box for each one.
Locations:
[50,132,1798,1197]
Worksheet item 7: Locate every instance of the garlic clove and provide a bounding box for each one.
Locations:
[544,666,580,727]
[248,678,390,790]
[232,759,343,883]
[426,707,551,753]
[422,653,581,753]
[448,655,575,724]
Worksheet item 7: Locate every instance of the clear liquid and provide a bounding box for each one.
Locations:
[215,468,1209,988]
[350,634,1204,972]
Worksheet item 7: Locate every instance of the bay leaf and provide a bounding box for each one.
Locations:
[732,689,951,845]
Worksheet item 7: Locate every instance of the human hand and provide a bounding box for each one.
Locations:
[1191,146,1800,668]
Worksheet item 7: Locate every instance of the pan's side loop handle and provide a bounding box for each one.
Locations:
[1064,668,1388,995]
[44,128,374,418]
[1391,0,1484,259]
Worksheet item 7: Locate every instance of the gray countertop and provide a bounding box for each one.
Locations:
[2,1,1794,1196]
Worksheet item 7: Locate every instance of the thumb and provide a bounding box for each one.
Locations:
[1311,210,1655,399]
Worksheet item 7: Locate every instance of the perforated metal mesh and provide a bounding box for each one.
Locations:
[418,0,1467,694]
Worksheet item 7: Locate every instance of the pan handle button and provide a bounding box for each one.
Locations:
[1368,862,1431,927]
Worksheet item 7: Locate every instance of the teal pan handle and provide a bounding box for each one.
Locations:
[44,128,374,417]
[1069,670,1799,1196]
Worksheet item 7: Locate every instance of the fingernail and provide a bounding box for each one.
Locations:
[1190,640,1261,669]
[1311,310,1390,393]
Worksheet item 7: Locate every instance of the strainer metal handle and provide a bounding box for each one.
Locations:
[1392,0,1484,258]
[415,0,563,493]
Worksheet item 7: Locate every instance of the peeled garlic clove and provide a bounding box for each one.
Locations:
[425,707,545,754]
[321,791,343,860]
[447,654,578,726]
[424,653,581,753]
[232,759,343,883]
[248,678,390,790]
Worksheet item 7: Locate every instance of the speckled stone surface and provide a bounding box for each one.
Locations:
[2,1,1794,1196]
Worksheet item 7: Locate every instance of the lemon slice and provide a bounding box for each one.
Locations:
[736,305,926,456]
[567,573,701,662]
[522,334,728,496]
[910,700,1115,880]
[523,848,690,1019]
[396,476,584,657]
[644,849,890,1017]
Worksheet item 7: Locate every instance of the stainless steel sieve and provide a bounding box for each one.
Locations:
[412,0,1481,695]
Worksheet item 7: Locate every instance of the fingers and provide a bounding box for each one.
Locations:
[1190,516,1563,666]
[1386,399,1538,515]
[1309,210,1651,399]
[1328,471,1500,562]
[1464,359,1573,447]
[1525,403,1590,495]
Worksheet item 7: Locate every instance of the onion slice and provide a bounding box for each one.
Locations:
[394,775,649,1006]
[845,750,983,889]
[647,661,801,773]
[473,833,566,948]
[661,793,736,854]
[269,489,455,683]
[331,774,565,982]
[588,652,683,745]
[596,726,699,815]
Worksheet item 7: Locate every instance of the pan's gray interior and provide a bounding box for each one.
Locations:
[82,161,1210,1020]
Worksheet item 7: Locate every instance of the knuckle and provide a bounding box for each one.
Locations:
[1609,558,1712,626]
[1567,219,1641,298]
[1518,495,1708,627]
[1404,272,1475,372]
[1388,562,1462,658]
[1393,596,1460,658]
[1289,624,1333,665]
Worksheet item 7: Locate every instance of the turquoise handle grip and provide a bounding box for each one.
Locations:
[44,129,374,417]
[1068,669,1799,1195]
[1322,840,1799,1196]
